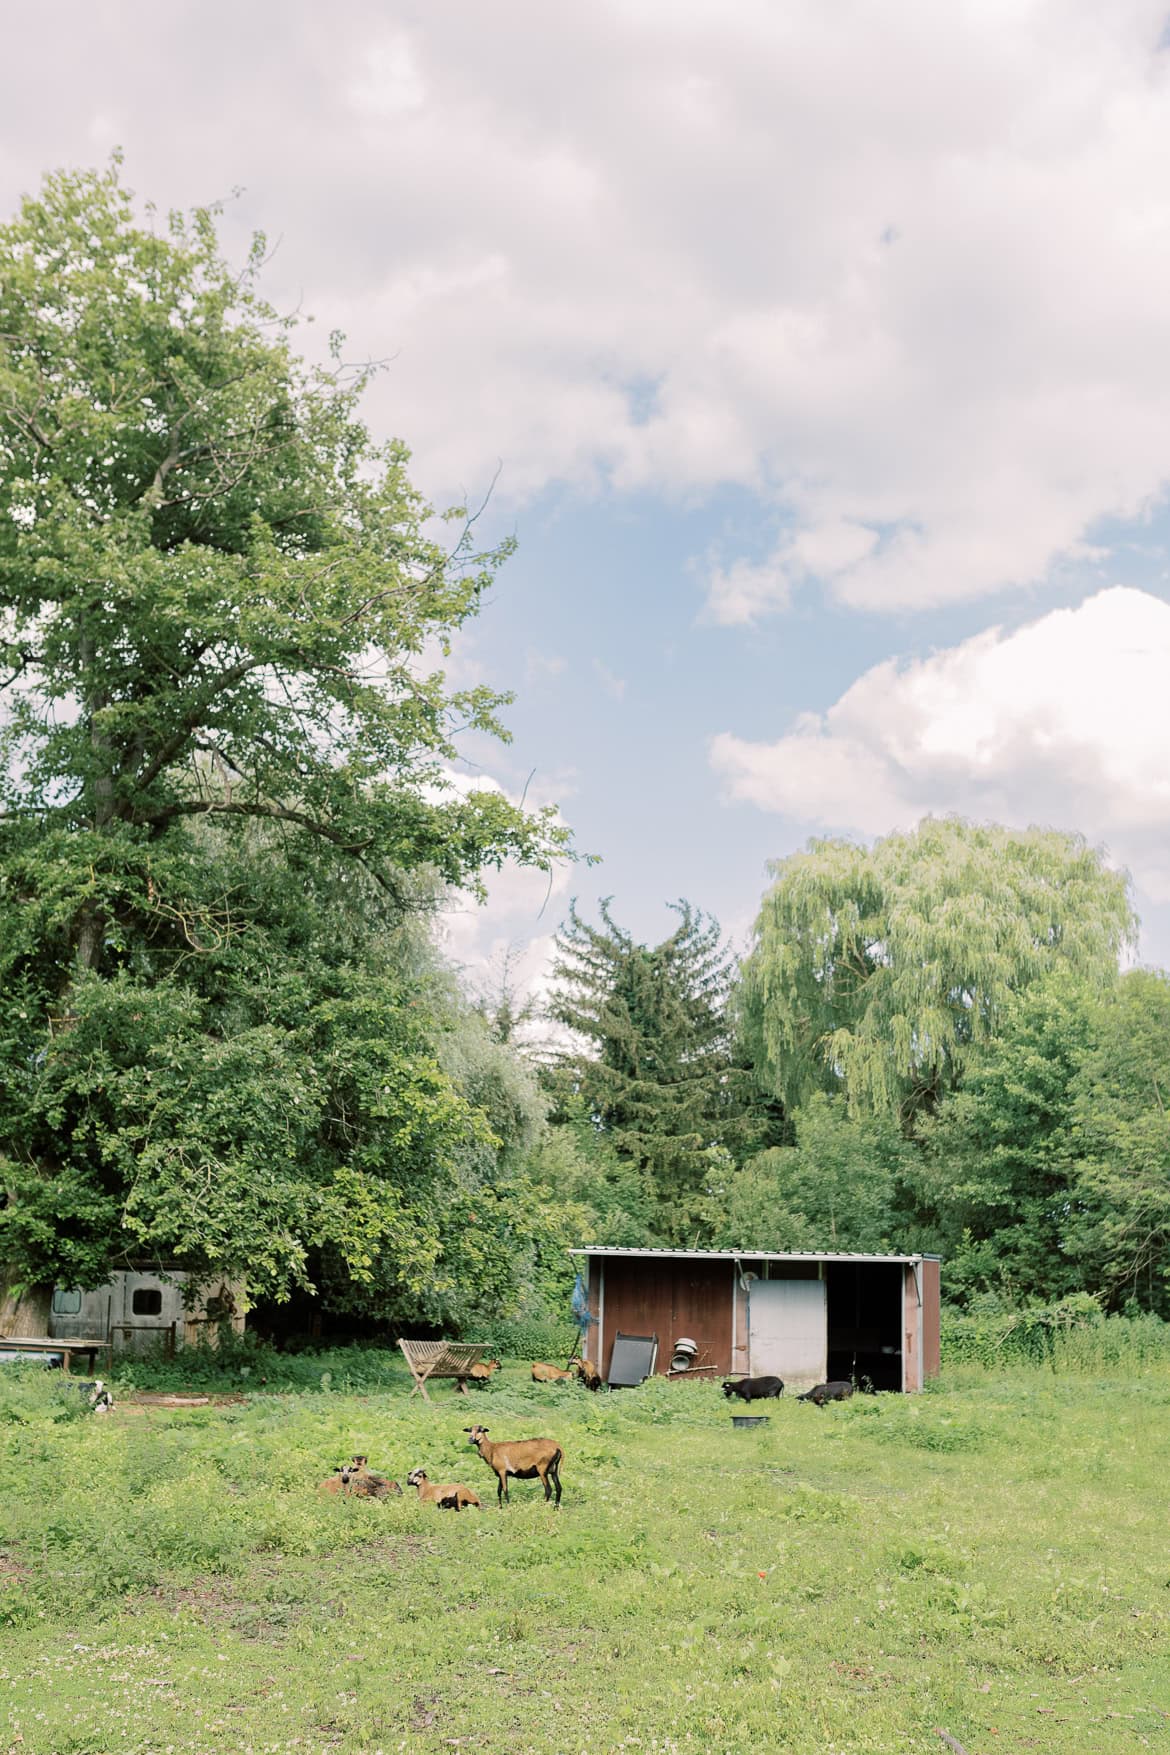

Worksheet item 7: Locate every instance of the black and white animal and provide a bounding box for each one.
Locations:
[797,1380,854,1406]
[722,1375,784,1402]
[76,1379,114,1414]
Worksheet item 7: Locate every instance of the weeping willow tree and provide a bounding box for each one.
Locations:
[737,818,1136,1122]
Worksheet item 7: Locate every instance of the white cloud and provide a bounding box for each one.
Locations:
[7,4,1170,612]
[430,760,574,1039]
[705,553,793,624]
[710,586,1170,898]
[592,660,627,700]
[524,648,568,683]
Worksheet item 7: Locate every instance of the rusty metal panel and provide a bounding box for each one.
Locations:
[922,1257,941,1379]
[598,1256,735,1377]
[599,1256,673,1378]
[670,1261,735,1373]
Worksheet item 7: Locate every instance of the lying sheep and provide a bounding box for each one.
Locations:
[722,1375,785,1402]
[467,1358,501,1386]
[75,1379,114,1414]
[798,1380,854,1406]
[464,1424,563,1505]
[320,1455,403,1498]
[406,1468,481,1510]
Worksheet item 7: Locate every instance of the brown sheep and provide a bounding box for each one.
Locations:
[467,1358,501,1386]
[575,1357,602,1391]
[531,1360,576,1383]
[406,1467,481,1510]
[464,1424,563,1505]
[319,1455,402,1498]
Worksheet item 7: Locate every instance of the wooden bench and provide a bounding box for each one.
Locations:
[398,1340,487,1401]
[0,1335,112,1375]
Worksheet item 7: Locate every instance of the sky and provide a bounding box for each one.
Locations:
[4,0,1170,1002]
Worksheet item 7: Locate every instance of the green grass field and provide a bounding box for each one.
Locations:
[1,1361,1168,1754]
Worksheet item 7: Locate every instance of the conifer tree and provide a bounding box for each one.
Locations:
[547,900,774,1236]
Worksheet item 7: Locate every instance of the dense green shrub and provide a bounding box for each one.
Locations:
[941,1296,1170,1371]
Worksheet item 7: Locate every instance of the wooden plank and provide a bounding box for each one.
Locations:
[0,1334,111,1374]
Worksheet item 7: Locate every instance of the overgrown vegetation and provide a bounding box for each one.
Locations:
[3,164,1169,1339]
[0,1362,1167,1753]
[0,163,570,1323]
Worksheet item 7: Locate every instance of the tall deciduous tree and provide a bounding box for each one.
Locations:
[1067,970,1170,1316]
[0,164,568,1300]
[702,1092,911,1254]
[547,900,773,1236]
[0,163,564,940]
[911,967,1098,1304]
[737,818,1134,1121]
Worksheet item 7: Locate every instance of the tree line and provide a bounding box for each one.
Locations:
[547,825,1168,1320]
[1,166,1166,1334]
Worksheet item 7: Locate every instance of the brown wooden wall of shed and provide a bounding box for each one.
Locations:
[599,1258,735,1376]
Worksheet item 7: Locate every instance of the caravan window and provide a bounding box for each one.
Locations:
[51,1287,82,1316]
[131,1288,163,1316]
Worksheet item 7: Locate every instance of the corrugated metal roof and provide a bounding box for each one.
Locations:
[569,1247,937,1265]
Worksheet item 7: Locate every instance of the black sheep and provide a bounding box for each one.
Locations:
[797,1380,854,1406]
[722,1375,784,1402]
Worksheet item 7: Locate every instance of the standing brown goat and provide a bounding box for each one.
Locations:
[467,1358,501,1386]
[464,1424,563,1505]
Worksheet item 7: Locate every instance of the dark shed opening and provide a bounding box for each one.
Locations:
[825,1260,903,1391]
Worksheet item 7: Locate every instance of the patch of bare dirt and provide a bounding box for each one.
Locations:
[127,1391,247,1407]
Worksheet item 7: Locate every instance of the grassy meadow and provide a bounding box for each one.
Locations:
[1,1356,1168,1755]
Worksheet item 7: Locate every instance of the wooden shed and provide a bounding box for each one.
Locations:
[571,1248,941,1393]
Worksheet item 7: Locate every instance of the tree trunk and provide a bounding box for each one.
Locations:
[0,1275,52,1337]
[74,621,114,973]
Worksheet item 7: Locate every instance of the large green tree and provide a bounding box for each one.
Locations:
[0,164,568,1301]
[547,900,777,1238]
[911,967,1098,1304]
[912,967,1170,1315]
[703,1091,911,1254]
[737,818,1135,1122]
[1066,970,1170,1316]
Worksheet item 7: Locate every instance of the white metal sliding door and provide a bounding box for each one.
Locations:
[748,1279,826,1384]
